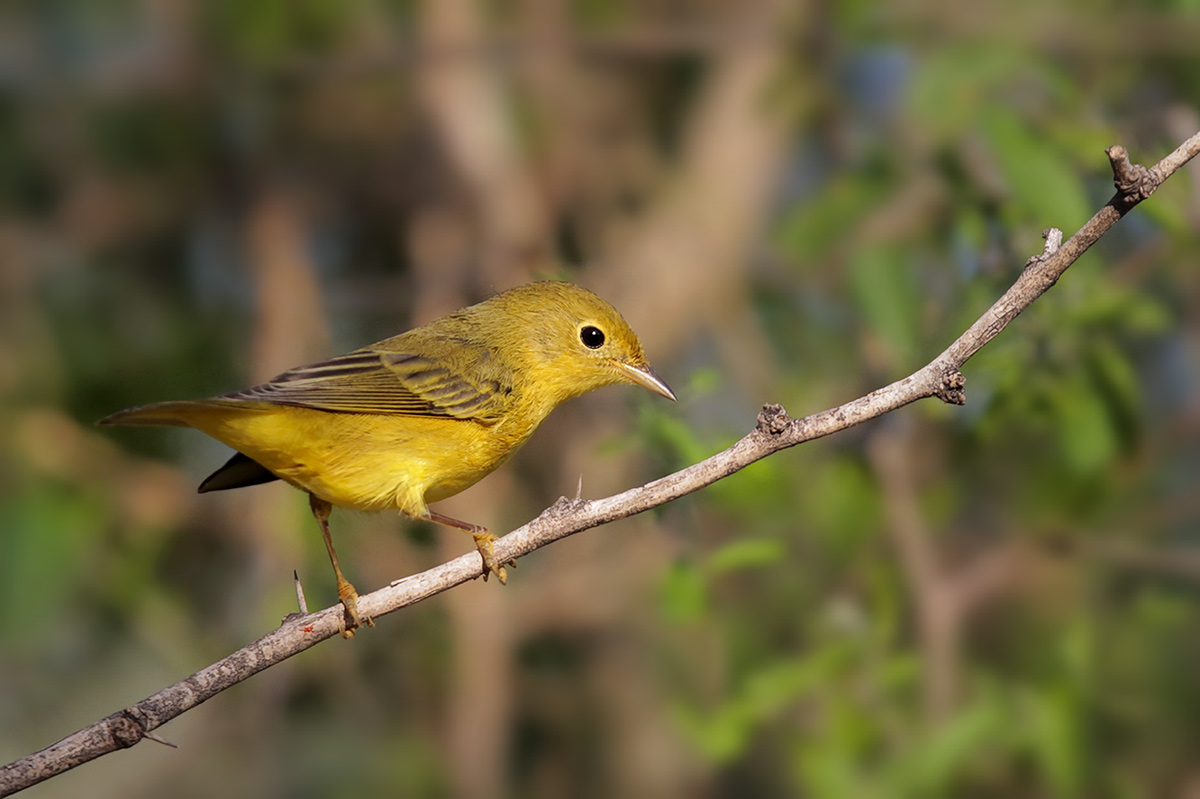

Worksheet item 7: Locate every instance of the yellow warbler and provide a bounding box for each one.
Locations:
[100,282,675,634]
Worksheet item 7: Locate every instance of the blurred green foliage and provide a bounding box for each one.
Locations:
[2,1,1200,798]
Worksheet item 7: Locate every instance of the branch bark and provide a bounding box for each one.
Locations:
[4,132,1199,797]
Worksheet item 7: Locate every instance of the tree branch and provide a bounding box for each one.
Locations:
[4,132,1199,797]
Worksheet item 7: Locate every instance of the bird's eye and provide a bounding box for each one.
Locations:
[580,325,605,349]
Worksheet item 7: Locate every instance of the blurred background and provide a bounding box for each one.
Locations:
[2,1,1200,797]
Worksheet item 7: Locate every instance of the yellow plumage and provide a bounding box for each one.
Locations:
[100,281,675,634]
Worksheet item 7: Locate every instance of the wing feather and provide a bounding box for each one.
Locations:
[223,342,510,422]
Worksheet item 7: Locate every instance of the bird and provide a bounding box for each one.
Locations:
[100,281,676,635]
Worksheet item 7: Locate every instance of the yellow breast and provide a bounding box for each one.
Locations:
[181,403,528,518]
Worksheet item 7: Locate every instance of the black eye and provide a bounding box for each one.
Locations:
[580,325,605,349]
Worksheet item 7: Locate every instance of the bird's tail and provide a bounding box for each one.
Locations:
[98,400,221,429]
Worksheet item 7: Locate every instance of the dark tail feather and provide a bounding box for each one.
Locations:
[198,451,280,493]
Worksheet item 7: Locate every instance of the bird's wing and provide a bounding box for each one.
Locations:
[222,342,511,422]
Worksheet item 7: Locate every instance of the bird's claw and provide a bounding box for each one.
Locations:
[337,580,374,638]
[472,530,516,584]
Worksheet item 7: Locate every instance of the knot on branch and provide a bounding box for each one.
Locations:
[756,403,792,435]
[1107,145,1160,203]
[112,711,147,749]
[935,370,966,406]
[548,495,587,517]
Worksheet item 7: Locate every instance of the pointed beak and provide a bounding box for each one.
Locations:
[613,361,677,401]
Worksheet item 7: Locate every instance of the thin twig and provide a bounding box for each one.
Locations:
[3,132,1199,797]
[293,570,308,616]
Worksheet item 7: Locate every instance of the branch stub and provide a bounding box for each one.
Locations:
[935,370,966,405]
[112,712,146,750]
[756,403,791,435]
[1107,145,1160,203]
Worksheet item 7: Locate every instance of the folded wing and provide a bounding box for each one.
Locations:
[224,343,510,423]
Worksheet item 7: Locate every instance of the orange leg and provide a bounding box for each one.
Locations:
[310,494,374,637]
[425,510,516,584]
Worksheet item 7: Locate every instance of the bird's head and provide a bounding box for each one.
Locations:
[487,282,676,408]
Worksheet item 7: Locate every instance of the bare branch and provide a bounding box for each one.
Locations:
[4,132,1199,797]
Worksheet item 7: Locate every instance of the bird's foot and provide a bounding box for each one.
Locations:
[471,530,516,584]
[336,578,374,638]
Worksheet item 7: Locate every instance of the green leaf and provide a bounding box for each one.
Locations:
[894,693,1007,793]
[707,539,786,573]
[658,561,708,624]
[906,48,1078,138]
[0,485,109,645]
[674,647,853,764]
[849,246,920,365]
[778,175,888,262]
[805,457,880,551]
[1053,384,1117,475]
[982,108,1090,230]
[1023,685,1085,798]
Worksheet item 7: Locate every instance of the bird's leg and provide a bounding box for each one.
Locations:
[310,494,373,637]
[425,510,516,584]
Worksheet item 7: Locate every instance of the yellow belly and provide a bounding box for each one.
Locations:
[188,403,522,518]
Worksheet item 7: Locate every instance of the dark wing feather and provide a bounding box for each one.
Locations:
[223,344,509,422]
[378,352,506,419]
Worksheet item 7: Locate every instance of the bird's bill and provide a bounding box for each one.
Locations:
[614,361,677,401]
